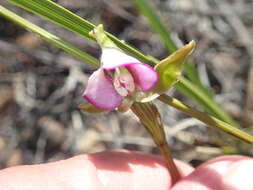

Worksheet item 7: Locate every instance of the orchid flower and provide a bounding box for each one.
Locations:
[83,25,158,111]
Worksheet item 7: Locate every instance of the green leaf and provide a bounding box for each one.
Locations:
[154,41,196,94]
[0,5,99,68]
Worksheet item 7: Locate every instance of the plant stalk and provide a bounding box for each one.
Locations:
[158,95,253,144]
[131,103,181,184]
[158,141,181,184]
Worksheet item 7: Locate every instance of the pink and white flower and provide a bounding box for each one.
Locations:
[83,48,158,110]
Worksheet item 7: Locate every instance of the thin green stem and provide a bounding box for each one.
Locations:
[177,76,238,126]
[158,95,253,144]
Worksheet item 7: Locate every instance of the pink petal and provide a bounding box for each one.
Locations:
[101,48,139,70]
[83,69,123,110]
[126,63,158,91]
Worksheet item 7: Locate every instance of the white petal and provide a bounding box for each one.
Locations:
[101,48,139,70]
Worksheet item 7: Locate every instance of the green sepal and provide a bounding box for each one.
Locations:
[79,103,108,114]
[89,24,118,49]
[153,41,196,94]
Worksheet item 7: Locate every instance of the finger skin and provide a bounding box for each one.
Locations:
[172,155,253,190]
[0,150,193,190]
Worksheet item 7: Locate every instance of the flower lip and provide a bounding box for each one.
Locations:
[83,69,123,110]
[125,62,158,91]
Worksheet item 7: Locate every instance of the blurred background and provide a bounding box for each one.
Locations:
[0,0,253,168]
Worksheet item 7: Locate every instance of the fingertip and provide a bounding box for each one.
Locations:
[223,159,253,190]
[172,155,253,190]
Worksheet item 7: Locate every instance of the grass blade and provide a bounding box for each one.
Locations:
[6,0,157,65]
[133,0,177,52]
[7,0,95,40]
[0,5,99,67]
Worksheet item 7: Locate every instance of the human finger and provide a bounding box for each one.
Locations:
[0,150,193,190]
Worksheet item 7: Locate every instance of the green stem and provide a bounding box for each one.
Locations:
[158,95,253,144]
[177,76,238,126]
